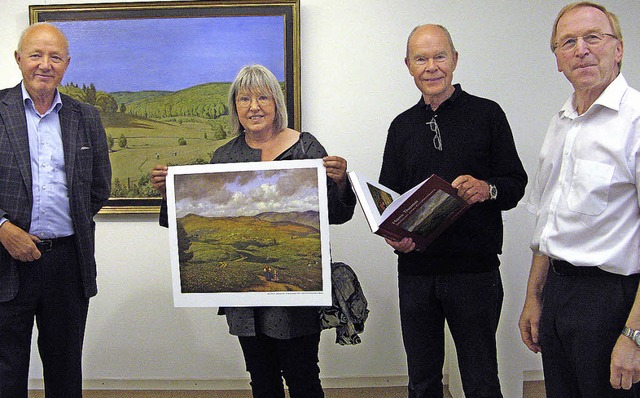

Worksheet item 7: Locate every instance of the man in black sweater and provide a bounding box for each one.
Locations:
[380,24,526,398]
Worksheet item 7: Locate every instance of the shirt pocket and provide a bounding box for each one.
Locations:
[567,159,614,216]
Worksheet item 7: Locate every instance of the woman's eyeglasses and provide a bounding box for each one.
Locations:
[236,94,273,108]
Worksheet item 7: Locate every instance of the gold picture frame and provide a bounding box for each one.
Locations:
[30,1,301,214]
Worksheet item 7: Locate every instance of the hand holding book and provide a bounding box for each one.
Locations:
[384,236,417,253]
[451,175,495,204]
[348,172,471,251]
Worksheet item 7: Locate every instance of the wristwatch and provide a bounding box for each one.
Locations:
[622,326,640,347]
[488,183,498,200]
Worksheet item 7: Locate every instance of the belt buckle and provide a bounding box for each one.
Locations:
[37,240,53,253]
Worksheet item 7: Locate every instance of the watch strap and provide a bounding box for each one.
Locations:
[622,326,640,347]
[488,183,497,200]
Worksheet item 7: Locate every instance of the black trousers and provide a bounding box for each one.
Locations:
[238,333,323,398]
[0,237,88,398]
[541,263,640,397]
[399,270,503,398]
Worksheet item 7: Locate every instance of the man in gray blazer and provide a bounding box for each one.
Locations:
[0,23,111,397]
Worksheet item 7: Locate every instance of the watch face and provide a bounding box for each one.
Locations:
[634,334,640,345]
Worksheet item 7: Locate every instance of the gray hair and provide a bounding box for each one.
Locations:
[228,65,288,135]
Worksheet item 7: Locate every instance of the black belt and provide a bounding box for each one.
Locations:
[35,235,75,253]
[550,258,612,277]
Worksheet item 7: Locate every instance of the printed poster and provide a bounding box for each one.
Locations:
[165,159,331,307]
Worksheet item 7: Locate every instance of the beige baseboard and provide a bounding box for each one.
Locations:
[321,375,409,389]
[29,375,410,391]
[29,373,546,394]
[29,379,250,391]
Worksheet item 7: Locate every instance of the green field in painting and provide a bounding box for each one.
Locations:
[61,82,234,198]
[103,112,232,197]
[177,213,323,294]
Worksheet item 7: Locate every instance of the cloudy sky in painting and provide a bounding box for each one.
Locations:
[173,167,319,218]
[54,15,284,92]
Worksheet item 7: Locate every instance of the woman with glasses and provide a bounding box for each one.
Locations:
[151,64,355,398]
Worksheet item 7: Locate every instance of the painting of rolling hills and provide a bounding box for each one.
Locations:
[166,160,331,307]
[177,211,322,294]
[39,8,297,208]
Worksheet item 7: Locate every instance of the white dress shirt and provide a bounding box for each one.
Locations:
[528,74,640,275]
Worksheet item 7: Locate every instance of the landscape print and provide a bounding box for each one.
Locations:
[400,190,465,237]
[166,160,331,307]
[49,13,287,206]
[367,182,394,215]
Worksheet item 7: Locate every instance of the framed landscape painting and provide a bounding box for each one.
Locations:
[29,1,301,214]
[165,159,331,307]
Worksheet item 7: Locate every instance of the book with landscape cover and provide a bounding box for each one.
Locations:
[348,171,470,250]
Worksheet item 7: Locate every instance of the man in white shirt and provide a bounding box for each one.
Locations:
[519,2,640,397]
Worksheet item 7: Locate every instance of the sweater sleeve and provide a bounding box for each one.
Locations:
[485,105,528,211]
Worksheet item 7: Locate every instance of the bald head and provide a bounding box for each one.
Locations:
[406,24,456,58]
[18,23,69,55]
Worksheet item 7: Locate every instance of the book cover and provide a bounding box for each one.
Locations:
[348,171,470,250]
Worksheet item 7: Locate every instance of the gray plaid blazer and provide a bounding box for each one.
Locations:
[0,84,111,302]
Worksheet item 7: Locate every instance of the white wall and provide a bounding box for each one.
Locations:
[3,0,640,396]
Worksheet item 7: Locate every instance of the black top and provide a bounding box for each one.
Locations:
[380,84,527,275]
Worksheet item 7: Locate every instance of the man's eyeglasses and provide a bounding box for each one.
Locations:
[236,94,273,108]
[554,32,618,52]
[427,116,442,151]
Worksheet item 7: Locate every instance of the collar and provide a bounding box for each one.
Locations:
[559,74,628,119]
[21,82,63,117]
[418,83,462,111]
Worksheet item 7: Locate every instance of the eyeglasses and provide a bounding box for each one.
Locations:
[236,94,273,108]
[427,116,442,151]
[554,32,618,52]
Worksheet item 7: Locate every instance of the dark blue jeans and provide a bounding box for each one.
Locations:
[238,332,323,398]
[399,269,503,398]
[0,239,88,398]
[540,267,640,397]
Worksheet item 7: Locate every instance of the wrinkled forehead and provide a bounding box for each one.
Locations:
[408,29,453,56]
[556,6,613,37]
[20,24,69,54]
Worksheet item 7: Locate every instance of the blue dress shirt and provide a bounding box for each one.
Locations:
[20,83,74,239]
